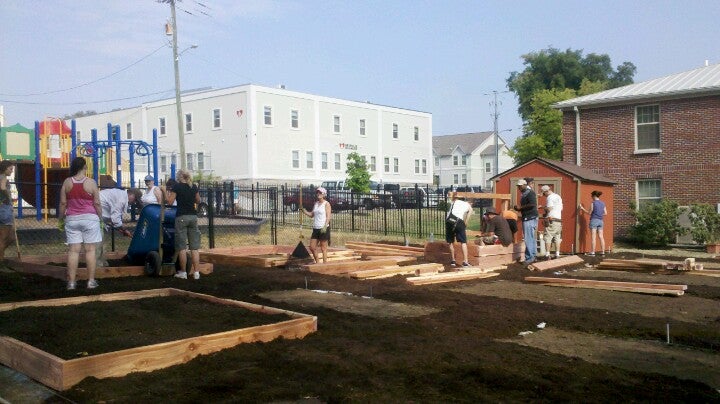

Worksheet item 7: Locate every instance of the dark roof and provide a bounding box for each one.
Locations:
[491,157,616,185]
[432,132,493,156]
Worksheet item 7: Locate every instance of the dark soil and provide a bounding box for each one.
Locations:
[0,295,291,359]
[0,250,719,403]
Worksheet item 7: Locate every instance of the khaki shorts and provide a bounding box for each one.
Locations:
[544,220,562,242]
[66,214,103,244]
[175,215,201,251]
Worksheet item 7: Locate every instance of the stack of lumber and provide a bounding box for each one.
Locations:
[596,259,671,272]
[349,263,444,279]
[688,269,720,277]
[199,245,356,268]
[527,255,584,271]
[344,241,425,258]
[407,267,502,285]
[424,241,523,266]
[524,276,687,296]
[301,256,416,275]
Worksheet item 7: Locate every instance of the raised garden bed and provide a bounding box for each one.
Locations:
[0,288,317,390]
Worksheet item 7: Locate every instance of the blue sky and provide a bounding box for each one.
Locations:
[1,0,718,147]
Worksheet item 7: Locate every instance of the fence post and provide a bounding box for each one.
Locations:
[351,191,355,231]
[415,183,422,238]
[271,187,278,245]
[207,187,215,249]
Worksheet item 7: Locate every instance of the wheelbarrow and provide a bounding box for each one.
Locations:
[126,204,189,276]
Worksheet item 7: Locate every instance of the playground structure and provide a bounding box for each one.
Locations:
[6,119,160,220]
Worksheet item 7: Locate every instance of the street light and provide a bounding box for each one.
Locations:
[494,128,512,178]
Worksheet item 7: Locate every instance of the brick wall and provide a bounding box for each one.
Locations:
[562,95,720,236]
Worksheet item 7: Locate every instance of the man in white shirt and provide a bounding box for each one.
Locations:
[540,185,563,259]
[445,194,473,268]
[96,188,141,266]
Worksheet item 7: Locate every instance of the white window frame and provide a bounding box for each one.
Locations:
[392,123,398,139]
[637,179,661,210]
[359,119,366,136]
[186,153,195,171]
[461,155,467,166]
[393,157,399,173]
[212,108,222,130]
[369,156,376,172]
[184,112,193,133]
[291,150,300,169]
[485,162,491,173]
[453,156,459,166]
[434,157,439,166]
[291,109,299,129]
[635,104,661,153]
[160,155,167,173]
[415,159,420,174]
[453,174,459,184]
[461,174,467,184]
[76,130,82,141]
[306,151,314,169]
[414,126,419,141]
[333,115,341,134]
[321,152,328,170]
[384,157,390,173]
[422,159,427,174]
[334,153,341,170]
[264,106,273,126]
[159,117,166,136]
[126,123,132,139]
[197,152,205,170]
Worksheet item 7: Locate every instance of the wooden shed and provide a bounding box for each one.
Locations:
[491,157,615,255]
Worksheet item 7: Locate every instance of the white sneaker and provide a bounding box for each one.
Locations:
[192,271,200,280]
[67,281,76,290]
[87,279,99,289]
[174,271,188,279]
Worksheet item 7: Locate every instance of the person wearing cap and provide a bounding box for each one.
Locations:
[514,178,538,264]
[446,192,473,268]
[97,187,141,266]
[301,187,332,263]
[540,185,563,259]
[480,207,513,246]
[141,175,163,206]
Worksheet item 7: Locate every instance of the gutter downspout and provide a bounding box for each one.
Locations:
[574,176,581,255]
[574,106,581,166]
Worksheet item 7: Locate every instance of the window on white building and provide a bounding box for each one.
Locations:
[422,159,427,174]
[185,113,193,132]
[637,179,661,210]
[333,115,341,133]
[359,119,366,136]
[159,117,166,135]
[291,110,299,129]
[370,156,376,172]
[453,156,459,166]
[76,130,82,141]
[264,106,272,126]
[485,162,491,173]
[321,152,328,169]
[636,105,660,150]
[384,157,390,173]
[415,159,420,174]
[126,123,132,139]
[306,151,313,169]
[334,153,341,170]
[414,126,419,141]
[461,174,467,184]
[453,174,459,184]
[392,123,398,139]
[160,155,167,173]
[393,157,399,173]
[292,150,299,168]
[170,154,177,168]
[213,108,221,129]
[186,153,195,171]
[197,152,205,170]
[435,157,439,166]
[461,155,467,165]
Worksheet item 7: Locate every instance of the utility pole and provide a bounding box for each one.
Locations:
[169,0,186,170]
[490,91,500,178]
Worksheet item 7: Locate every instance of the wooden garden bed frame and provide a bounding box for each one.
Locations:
[0,288,317,391]
[6,251,214,280]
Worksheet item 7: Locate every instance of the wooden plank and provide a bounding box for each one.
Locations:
[524,277,687,291]
[447,192,511,200]
[0,288,317,391]
[361,255,418,265]
[407,271,500,285]
[0,289,172,312]
[543,283,684,296]
[687,270,720,278]
[343,241,425,253]
[349,266,413,279]
[527,255,585,271]
[302,258,404,274]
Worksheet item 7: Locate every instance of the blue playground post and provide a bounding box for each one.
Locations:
[152,129,159,185]
[91,129,99,183]
[71,120,77,160]
[34,121,41,221]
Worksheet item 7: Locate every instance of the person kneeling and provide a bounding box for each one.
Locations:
[479,207,513,247]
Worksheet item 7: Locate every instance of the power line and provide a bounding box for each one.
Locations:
[0,43,169,97]
[0,89,175,106]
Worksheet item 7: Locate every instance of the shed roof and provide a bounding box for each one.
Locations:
[493,157,616,185]
[554,63,720,109]
[432,132,493,156]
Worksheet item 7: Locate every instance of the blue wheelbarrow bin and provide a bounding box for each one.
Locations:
[127,204,179,275]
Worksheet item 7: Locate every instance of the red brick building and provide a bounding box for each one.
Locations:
[554,63,720,237]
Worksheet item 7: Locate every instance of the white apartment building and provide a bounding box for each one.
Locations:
[71,84,433,185]
[432,132,513,191]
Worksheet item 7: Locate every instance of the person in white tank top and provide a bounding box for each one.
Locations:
[141,175,163,206]
[301,187,332,263]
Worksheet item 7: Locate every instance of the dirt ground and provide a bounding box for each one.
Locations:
[0,246,719,403]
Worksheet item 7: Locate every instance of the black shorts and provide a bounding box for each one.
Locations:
[445,220,467,243]
[311,227,331,242]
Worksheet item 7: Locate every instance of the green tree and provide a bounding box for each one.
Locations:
[506,47,636,164]
[345,152,371,193]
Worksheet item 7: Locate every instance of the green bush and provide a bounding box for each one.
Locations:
[628,199,685,247]
[688,204,720,244]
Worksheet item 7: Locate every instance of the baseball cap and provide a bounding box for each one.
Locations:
[144,175,154,182]
[516,179,527,186]
[541,185,550,192]
[484,207,497,215]
[315,187,327,195]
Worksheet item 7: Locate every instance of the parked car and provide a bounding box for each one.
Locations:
[364,181,399,210]
[282,187,356,211]
[398,186,428,208]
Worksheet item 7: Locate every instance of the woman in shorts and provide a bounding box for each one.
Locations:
[579,190,607,256]
[58,157,103,290]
